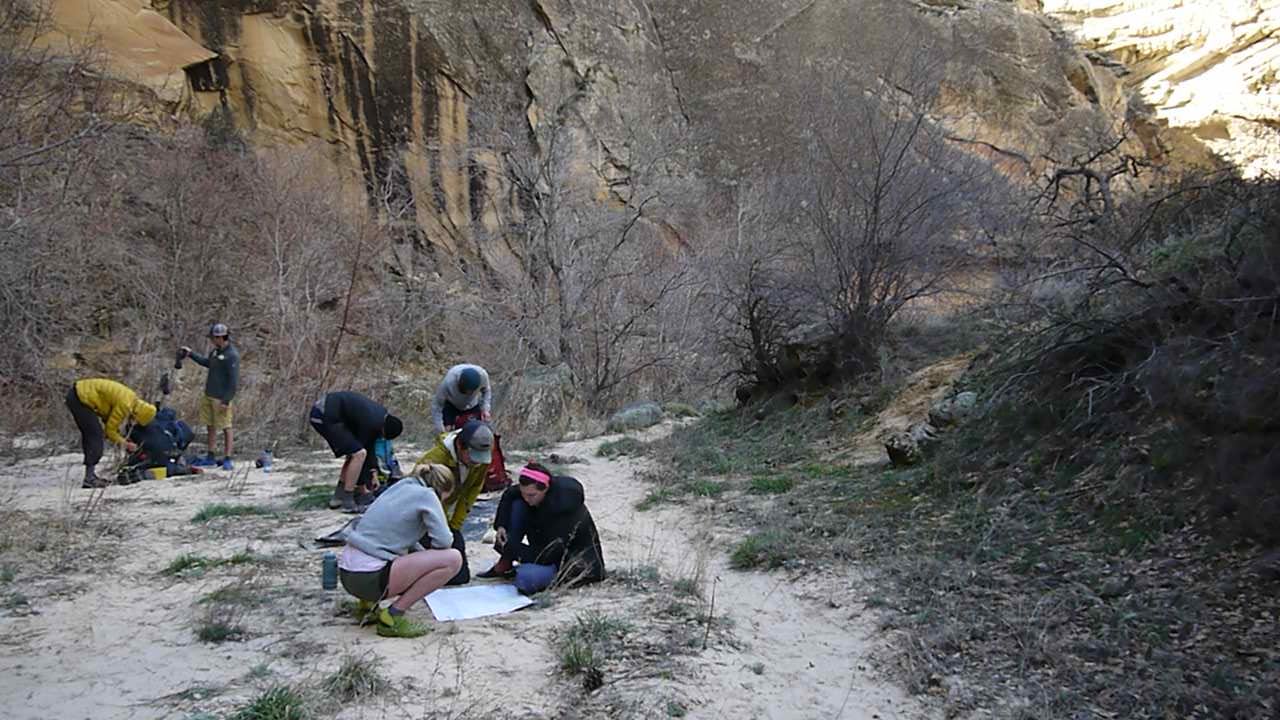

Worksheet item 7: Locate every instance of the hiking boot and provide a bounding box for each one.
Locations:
[82,474,110,489]
[354,491,377,510]
[220,457,234,471]
[374,607,430,638]
[333,487,359,514]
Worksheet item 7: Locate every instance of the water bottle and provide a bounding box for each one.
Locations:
[321,552,337,591]
[257,449,273,472]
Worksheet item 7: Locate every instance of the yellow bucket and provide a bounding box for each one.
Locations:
[147,466,167,480]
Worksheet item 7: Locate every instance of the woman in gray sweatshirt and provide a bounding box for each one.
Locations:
[339,464,461,638]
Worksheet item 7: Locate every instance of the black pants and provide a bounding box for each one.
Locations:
[66,385,103,467]
[447,528,470,586]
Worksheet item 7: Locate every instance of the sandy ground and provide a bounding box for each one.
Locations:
[0,416,945,720]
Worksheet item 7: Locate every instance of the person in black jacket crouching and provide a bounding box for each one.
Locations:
[477,461,605,594]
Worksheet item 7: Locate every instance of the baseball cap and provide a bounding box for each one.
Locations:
[457,420,493,464]
[209,323,229,337]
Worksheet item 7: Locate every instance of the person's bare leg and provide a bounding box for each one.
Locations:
[206,427,216,457]
[386,549,463,610]
[341,449,366,492]
[223,427,233,458]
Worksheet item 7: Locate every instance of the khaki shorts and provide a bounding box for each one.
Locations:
[199,395,234,430]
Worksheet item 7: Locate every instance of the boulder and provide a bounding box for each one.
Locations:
[606,401,664,432]
[885,422,940,467]
[928,391,978,428]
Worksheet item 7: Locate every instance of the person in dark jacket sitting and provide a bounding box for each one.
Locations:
[477,461,605,594]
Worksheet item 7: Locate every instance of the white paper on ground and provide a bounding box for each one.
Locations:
[424,583,534,621]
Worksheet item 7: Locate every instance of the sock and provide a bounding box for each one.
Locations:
[388,606,405,617]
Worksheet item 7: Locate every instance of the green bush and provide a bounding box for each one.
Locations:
[597,437,647,458]
[730,531,794,570]
[231,686,308,720]
[191,504,273,523]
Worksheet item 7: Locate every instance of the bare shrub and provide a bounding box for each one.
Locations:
[0,3,441,441]
[0,0,120,406]
[715,44,1012,390]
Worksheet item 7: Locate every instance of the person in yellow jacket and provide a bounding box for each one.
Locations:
[413,420,493,585]
[65,378,157,488]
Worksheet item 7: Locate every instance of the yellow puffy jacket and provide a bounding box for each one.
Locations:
[74,379,157,444]
[415,431,490,531]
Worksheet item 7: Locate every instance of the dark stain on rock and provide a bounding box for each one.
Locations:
[337,33,376,203]
[300,12,342,143]
[411,25,448,216]
[170,0,241,53]
[236,60,258,129]
[372,2,414,214]
[468,155,487,223]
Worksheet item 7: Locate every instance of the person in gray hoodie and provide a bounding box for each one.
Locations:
[430,363,492,434]
[338,464,462,638]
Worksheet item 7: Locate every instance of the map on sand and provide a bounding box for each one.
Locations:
[424,583,534,622]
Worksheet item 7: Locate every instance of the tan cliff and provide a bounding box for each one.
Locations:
[37,0,1274,277]
[1044,0,1280,177]
[40,0,213,103]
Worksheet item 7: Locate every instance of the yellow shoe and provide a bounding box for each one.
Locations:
[374,607,430,638]
[353,599,376,623]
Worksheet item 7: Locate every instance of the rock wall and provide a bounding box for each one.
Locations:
[40,0,214,104]
[1044,0,1280,177]
[161,0,511,279]
[40,0,1274,279]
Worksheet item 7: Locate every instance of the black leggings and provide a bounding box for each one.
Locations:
[448,528,470,586]
[66,385,104,467]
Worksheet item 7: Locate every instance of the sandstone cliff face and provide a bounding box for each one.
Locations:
[41,0,1273,275]
[1044,0,1280,177]
[40,0,214,103]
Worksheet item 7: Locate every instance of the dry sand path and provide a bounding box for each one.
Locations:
[0,424,937,719]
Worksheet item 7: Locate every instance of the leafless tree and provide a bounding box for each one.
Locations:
[789,54,1008,374]
[719,47,1012,386]
[708,180,807,390]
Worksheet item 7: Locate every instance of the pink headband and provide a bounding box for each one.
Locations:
[519,468,551,487]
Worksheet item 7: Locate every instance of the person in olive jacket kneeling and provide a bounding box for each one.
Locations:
[477,462,605,594]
